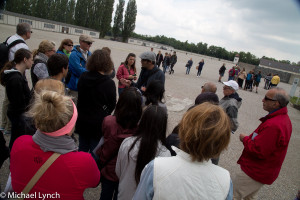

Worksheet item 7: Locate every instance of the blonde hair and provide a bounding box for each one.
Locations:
[179,102,231,162]
[35,79,65,95]
[28,90,73,132]
[33,40,55,58]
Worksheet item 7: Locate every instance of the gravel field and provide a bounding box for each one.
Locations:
[0,24,299,199]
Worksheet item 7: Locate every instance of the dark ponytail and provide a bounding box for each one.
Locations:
[128,105,168,185]
[0,48,32,86]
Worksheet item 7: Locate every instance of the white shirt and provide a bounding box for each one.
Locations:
[7,34,29,61]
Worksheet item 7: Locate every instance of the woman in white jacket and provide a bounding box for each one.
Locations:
[134,102,233,200]
[116,105,171,200]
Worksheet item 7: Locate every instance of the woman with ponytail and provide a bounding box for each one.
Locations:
[116,105,171,200]
[10,90,100,199]
[0,48,33,149]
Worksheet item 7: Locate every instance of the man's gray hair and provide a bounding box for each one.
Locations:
[202,82,217,94]
[273,87,290,107]
[16,23,31,36]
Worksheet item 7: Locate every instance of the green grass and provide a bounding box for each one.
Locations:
[290,96,300,105]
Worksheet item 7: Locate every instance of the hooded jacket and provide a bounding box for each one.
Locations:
[220,92,242,132]
[96,116,136,182]
[76,71,116,139]
[67,45,91,91]
[237,107,292,184]
[3,68,31,115]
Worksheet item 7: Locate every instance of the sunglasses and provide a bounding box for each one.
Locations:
[84,41,92,45]
[66,44,73,47]
[223,86,232,90]
[264,96,277,101]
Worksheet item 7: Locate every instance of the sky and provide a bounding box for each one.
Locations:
[113,0,300,63]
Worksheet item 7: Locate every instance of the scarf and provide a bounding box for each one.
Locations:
[63,49,71,58]
[32,130,78,154]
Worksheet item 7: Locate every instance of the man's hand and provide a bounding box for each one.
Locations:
[141,86,146,92]
[239,133,247,142]
[120,78,131,87]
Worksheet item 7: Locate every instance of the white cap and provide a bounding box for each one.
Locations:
[223,80,239,91]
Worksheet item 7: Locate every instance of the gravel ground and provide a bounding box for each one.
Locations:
[0,24,299,200]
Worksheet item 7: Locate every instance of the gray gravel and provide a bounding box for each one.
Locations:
[0,24,299,200]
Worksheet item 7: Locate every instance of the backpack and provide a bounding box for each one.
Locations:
[0,37,25,69]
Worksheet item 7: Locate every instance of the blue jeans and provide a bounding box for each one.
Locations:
[163,65,169,73]
[186,66,191,74]
[78,134,99,153]
[228,76,234,81]
[100,176,118,200]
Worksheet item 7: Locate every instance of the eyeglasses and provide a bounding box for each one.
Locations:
[30,31,33,33]
[66,44,73,47]
[223,86,232,90]
[264,96,277,101]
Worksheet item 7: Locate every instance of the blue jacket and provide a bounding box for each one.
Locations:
[67,45,91,91]
[56,50,65,55]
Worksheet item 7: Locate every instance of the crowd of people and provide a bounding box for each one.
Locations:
[218,64,281,94]
[0,23,294,200]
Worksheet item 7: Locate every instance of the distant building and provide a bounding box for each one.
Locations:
[0,10,100,38]
[128,38,174,51]
[255,58,300,85]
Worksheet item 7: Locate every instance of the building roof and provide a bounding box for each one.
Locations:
[0,10,99,32]
[259,58,300,74]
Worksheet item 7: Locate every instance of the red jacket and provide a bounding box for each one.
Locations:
[96,115,136,182]
[237,107,292,184]
[116,64,135,88]
[10,135,100,200]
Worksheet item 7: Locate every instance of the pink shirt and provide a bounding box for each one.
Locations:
[116,64,135,88]
[10,135,100,200]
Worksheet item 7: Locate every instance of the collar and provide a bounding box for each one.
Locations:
[171,146,211,165]
[260,107,288,122]
[15,34,26,41]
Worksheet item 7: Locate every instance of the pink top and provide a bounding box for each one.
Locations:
[10,135,100,200]
[116,64,135,88]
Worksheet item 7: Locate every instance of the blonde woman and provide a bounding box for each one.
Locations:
[10,91,100,199]
[134,103,233,200]
[31,40,56,88]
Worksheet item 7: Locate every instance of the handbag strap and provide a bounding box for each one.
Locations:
[20,153,61,199]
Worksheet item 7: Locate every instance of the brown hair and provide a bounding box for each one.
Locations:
[28,90,73,132]
[58,39,73,51]
[34,79,65,95]
[33,40,55,58]
[124,53,136,73]
[86,49,113,73]
[179,102,231,162]
[102,47,111,55]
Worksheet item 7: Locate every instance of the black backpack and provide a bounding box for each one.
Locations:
[0,36,25,69]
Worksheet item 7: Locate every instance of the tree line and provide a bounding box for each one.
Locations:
[131,33,300,66]
[4,0,137,42]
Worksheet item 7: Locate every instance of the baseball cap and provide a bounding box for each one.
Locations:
[139,52,156,62]
[223,80,239,91]
[79,34,95,43]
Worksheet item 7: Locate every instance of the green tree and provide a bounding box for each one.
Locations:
[66,0,76,24]
[99,0,114,38]
[122,0,137,42]
[74,0,88,26]
[112,0,125,38]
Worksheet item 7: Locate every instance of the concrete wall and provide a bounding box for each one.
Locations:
[255,65,291,83]
[128,38,174,50]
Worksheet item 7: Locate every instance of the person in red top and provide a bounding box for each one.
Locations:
[95,87,142,200]
[10,90,100,200]
[116,53,137,95]
[233,88,292,200]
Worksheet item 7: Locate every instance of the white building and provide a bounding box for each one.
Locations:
[128,38,174,51]
[0,10,100,38]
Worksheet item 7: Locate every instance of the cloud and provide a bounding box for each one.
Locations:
[113,0,300,62]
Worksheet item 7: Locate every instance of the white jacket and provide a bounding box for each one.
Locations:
[153,147,231,200]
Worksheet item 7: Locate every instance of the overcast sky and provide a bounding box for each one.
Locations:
[114,0,300,63]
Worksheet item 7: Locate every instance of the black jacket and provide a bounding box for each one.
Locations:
[3,69,32,115]
[156,54,163,64]
[76,71,116,139]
